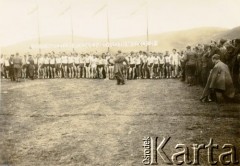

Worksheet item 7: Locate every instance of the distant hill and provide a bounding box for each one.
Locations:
[1,26,240,54]
[213,26,240,40]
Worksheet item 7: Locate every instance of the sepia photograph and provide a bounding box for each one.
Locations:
[0,0,240,165]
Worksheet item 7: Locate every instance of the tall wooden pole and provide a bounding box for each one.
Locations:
[106,2,110,53]
[146,2,149,53]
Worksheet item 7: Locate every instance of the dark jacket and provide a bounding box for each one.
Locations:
[113,54,128,74]
[13,56,22,69]
[202,61,235,98]
[183,50,197,66]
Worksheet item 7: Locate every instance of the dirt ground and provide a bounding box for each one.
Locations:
[0,78,239,166]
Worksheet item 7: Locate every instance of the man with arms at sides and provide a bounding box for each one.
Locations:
[9,54,15,81]
[61,52,68,78]
[164,51,171,78]
[55,53,62,78]
[85,53,91,79]
[107,53,115,80]
[28,54,35,80]
[135,52,142,79]
[4,55,10,79]
[182,46,197,86]
[171,49,180,78]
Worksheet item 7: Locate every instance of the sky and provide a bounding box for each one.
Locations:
[0,0,240,46]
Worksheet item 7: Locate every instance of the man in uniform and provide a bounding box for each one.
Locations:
[201,44,211,87]
[9,54,15,81]
[28,54,35,80]
[110,50,129,85]
[195,46,204,85]
[231,39,240,93]
[182,46,197,86]
[13,53,22,82]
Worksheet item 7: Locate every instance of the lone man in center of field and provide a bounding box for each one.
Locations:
[109,50,129,85]
[13,53,22,82]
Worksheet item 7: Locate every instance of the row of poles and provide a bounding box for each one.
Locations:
[31,1,149,54]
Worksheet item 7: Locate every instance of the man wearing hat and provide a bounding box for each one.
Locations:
[182,46,197,86]
[209,43,221,69]
[13,53,22,82]
[232,38,240,93]
[110,50,129,85]
[201,44,211,87]
[9,54,15,81]
[200,54,235,103]
[28,54,35,80]
[218,39,228,63]
[195,46,204,85]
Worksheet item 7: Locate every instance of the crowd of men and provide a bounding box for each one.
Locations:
[1,38,240,94]
[1,50,181,81]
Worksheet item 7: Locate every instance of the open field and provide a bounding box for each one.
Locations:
[0,78,239,165]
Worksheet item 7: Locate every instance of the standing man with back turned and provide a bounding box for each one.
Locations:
[109,50,129,85]
[13,53,22,82]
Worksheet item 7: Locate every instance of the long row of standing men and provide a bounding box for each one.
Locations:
[1,50,183,81]
[1,38,240,93]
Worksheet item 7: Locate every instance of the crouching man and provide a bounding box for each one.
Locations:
[200,54,235,103]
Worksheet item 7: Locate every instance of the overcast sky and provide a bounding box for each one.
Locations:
[1,0,240,46]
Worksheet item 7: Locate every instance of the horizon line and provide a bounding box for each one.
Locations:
[1,25,236,47]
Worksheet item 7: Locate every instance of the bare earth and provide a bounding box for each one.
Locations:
[0,78,239,166]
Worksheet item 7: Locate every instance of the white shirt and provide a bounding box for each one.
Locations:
[165,56,171,63]
[98,58,104,65]
[91,58,97,67]
[147,56,154,64]
[56,57,62,64]
[22,57,27,64]
[68,56,74,63]
[79,57,85,63]
[0,57,3,64]
[44,58,49,64]
[102,58,107,65]
[33,57,38,64]
[4,59,10,66]
[74,57,80,64]
[50,58,55,64]
[171,53,180,65]
[158,57,164,64]
[61,56,68,63]
[142,55,148,63]
[38,57,44,64]
[130,57,136,64]
[153,57,158,64]
[135,57,141,65]
[85,56,91,63]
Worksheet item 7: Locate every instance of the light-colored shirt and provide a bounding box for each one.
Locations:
[147,56,154,64]
[56,57,62,64]
[50,58,55,64]
[4,59,10,66]
[165,56,171,63]
[68,56,74,63]
[61,56,68,63]
[44,58,49,64]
